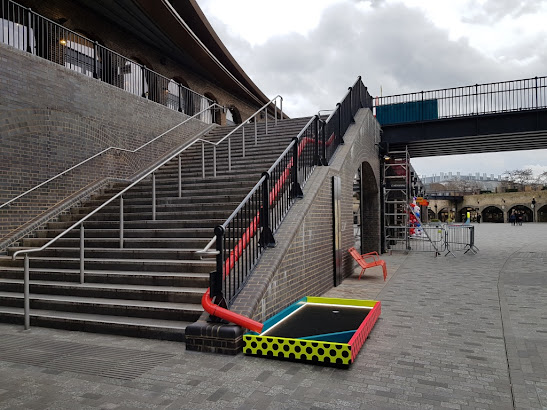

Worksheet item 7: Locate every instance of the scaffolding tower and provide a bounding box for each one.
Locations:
[383,148,411,251]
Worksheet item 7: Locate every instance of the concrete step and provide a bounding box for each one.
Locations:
[0,279,206,303]
[72,200,244,215]
[58,209,234,222]
[9,246,213,261]
[0,306,190,341]
[0,291,203,321]
[0,266,209,287]
[46,219,224,231]
[1,256,215,273]
[38,227,213,239]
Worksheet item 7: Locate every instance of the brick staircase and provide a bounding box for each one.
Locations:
[0,117,312,341]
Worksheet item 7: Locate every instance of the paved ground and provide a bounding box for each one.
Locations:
[0,223,546,409]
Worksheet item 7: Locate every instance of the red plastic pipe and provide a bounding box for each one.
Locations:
[201,288,263,333]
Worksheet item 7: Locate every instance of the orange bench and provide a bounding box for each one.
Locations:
[348,247,387,281]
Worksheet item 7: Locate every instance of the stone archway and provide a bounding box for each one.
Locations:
[438,207,450,222]
[358,161,379,254]
[538,204,547,222]
[508,205,533,223]
[482,206,504,223]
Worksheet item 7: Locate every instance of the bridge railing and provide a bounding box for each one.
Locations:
[375,76,547,125]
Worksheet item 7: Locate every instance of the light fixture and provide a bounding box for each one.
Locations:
[60,39,67,45]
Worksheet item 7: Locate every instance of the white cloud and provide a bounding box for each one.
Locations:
[196,0,547,175]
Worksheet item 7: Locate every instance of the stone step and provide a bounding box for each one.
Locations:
[0,266,209,287]
[9,246,214,261]
[58,209,234,222]
[72,200,244,215]
[0,291,203,321]
[2,256,215,273]
[0,306,190,341]
[0,278,206,303]
[39,227,213,239]
[46,219,225,230]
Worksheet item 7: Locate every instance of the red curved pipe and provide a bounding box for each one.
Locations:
[202,288,263,333]
[202,134,318,331]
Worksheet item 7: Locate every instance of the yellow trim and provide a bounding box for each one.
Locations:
[306,297,377,308]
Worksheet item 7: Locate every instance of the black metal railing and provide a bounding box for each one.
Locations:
[375,76,547,125]
[0,0,216,122]
[210,77,373,307]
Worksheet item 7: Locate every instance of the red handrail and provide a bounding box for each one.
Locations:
[201,135,315,331]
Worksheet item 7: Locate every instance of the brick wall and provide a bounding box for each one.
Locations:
[0,43,211,246]
[231,109,381,323]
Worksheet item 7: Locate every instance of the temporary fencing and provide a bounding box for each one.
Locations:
[443,224,479,257]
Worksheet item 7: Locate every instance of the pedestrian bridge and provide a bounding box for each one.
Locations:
[376,76,547,157]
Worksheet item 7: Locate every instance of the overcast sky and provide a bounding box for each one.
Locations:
[195,0,547,178]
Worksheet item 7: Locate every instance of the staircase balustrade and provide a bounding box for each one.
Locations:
[10,97,284,330]
[201,77,374,327]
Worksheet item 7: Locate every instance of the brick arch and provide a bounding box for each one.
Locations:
[508,205,533,223]
[538,204,547,222]
[482,206,504,223]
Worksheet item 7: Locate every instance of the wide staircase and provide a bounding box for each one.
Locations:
[0,117,312,341]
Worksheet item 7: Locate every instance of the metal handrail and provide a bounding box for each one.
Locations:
[199,96,283,177]
[1,0,215,115]
[0,104,223,210]
[196,115,314,256]
[12,98,285,329]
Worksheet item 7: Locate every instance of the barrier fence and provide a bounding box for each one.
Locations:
[389,224,479,257]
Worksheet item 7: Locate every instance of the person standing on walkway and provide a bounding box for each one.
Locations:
[509,211,516,226]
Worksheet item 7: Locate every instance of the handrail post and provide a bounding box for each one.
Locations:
[291,137,303,199]
[314,117,319,166]
[24,254,30,330]
[242,124,246,158]
[209,225,227,318]
[142,65,147,98]
[201,141,205,178]
[274,101,278,126]
[280,97,283,121]
[178,84,183,112]
[337,103,344,145]
[535,76,538,109]
[265,109,268,135]
[259,172,275,248]
[93,41,99,79]
[119,196,124,248]
[80,224,85,284]
[26,8,32,53]
[228,137,232,172]
[213,145,217,178]
[152,173,156,220]
[178,155,182,198]
[321,119,327,165]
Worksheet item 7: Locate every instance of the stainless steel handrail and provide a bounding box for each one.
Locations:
[200,96,283,177]
[11,104,216,329]
[12,98,285,330]
[1,104,223,210]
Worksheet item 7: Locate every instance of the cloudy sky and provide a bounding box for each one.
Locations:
[196,0,547,178]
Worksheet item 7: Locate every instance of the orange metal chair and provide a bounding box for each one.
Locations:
[348,247,387,281]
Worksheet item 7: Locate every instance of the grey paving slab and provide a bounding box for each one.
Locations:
[0,223,546,409]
